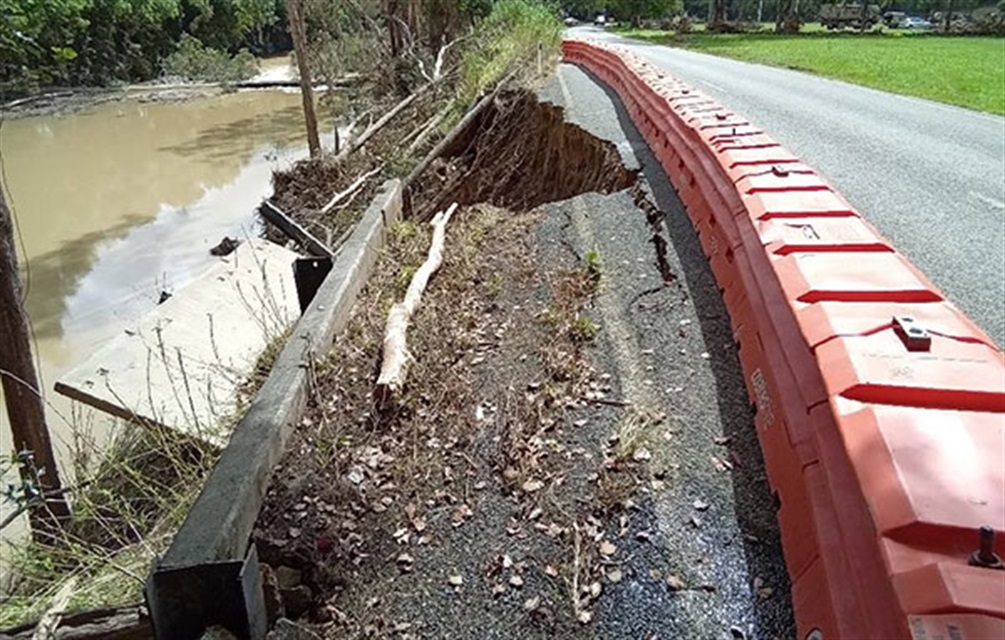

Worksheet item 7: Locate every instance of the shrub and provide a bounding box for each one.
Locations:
[969,7,1005,35]
[162,34,257,84]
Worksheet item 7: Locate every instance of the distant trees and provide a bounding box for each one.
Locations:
[1,0,288,87]
[610,0,685,25]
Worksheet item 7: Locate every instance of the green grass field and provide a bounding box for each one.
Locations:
[615,28,1005,114]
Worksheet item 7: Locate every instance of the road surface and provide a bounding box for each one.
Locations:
[570,26,1005,346]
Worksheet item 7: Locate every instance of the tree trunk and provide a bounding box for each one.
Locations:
[944,0,955,31]
[711,0,728,29]
[0,181,69,542]
[287,0,321,158]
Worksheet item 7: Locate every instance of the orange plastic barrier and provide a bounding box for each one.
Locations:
[563,38,1005,640]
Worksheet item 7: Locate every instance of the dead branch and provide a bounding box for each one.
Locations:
[31,577,77,640]
[404,70,517,194]
[336,86,427,161]
[433,39,460,81]
[1,604,148,640]
[320,166,383,214]
[376,203,458,405]
[405,104,451,156]
[339,109,370,154]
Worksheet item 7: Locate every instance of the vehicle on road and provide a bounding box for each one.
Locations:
[902,16,933,28]
[883,10,907,27]
[820,3,881,29]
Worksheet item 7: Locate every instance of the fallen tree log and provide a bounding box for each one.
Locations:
[376,202,458,406]
[0,605,149,640]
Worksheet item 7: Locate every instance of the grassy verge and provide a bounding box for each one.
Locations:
[0,329,289,629]
[614,27,1005,114]
[459,0,563,105]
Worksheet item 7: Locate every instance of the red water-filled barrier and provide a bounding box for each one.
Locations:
[563,38,1005,639]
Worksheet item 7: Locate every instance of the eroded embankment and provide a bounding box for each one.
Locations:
[411,90,636,218]
[254,90,791,639]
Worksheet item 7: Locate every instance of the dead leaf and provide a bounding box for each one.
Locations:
[502,554,513,569]
[689,515,703,528]
[667,575,686,591]
[509,574,524,588]
[577,610,593,624]
[396,553,414,572]
[693,499,709,511]
[524,596,541,611]
[633,448,652,462]
[522,478,544,493]
[544,564,559,577]
[447,574,463,586]
[491,583,507,597]
[599,540,617,556]
[589,581,602,598]
[606,568,623,583]
[452,504,473,527]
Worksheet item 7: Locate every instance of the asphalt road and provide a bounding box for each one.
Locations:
[540,65,795,638]
[570,26,1005,346]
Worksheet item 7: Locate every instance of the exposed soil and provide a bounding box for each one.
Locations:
[411,90,637,219]
[268,89,637,252]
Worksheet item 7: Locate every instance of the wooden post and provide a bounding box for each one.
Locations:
[0,182,69,541]
[287,0,321,158]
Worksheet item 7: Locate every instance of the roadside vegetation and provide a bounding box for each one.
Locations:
[617,26,1005,113]
[678,32,1005,114]
[589,0,1005,115]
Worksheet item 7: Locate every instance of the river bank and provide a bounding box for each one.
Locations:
[0,56,299,120]
[0,84,319,599]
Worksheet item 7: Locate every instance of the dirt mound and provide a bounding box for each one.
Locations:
[414,90,636,218]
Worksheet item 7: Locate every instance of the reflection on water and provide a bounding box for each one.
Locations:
[0,89,316,546]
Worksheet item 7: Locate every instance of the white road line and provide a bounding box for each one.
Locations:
[971,191,1005,210]
[557,65,575,108]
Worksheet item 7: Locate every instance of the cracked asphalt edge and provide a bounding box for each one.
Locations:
[535,63,796,640]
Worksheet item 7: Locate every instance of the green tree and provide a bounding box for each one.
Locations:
[610,0,683,25]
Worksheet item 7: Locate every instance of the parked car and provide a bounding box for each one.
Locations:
[903,16,933,29]
[883,11,907,27]
[564,16,579,26]
[820,3,881,29]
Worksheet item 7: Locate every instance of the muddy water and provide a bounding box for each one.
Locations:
[0,89,316,545]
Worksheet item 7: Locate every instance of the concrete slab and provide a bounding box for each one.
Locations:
[55,240,301,443]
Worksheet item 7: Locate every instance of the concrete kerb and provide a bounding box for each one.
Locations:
[145,179,404,640]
